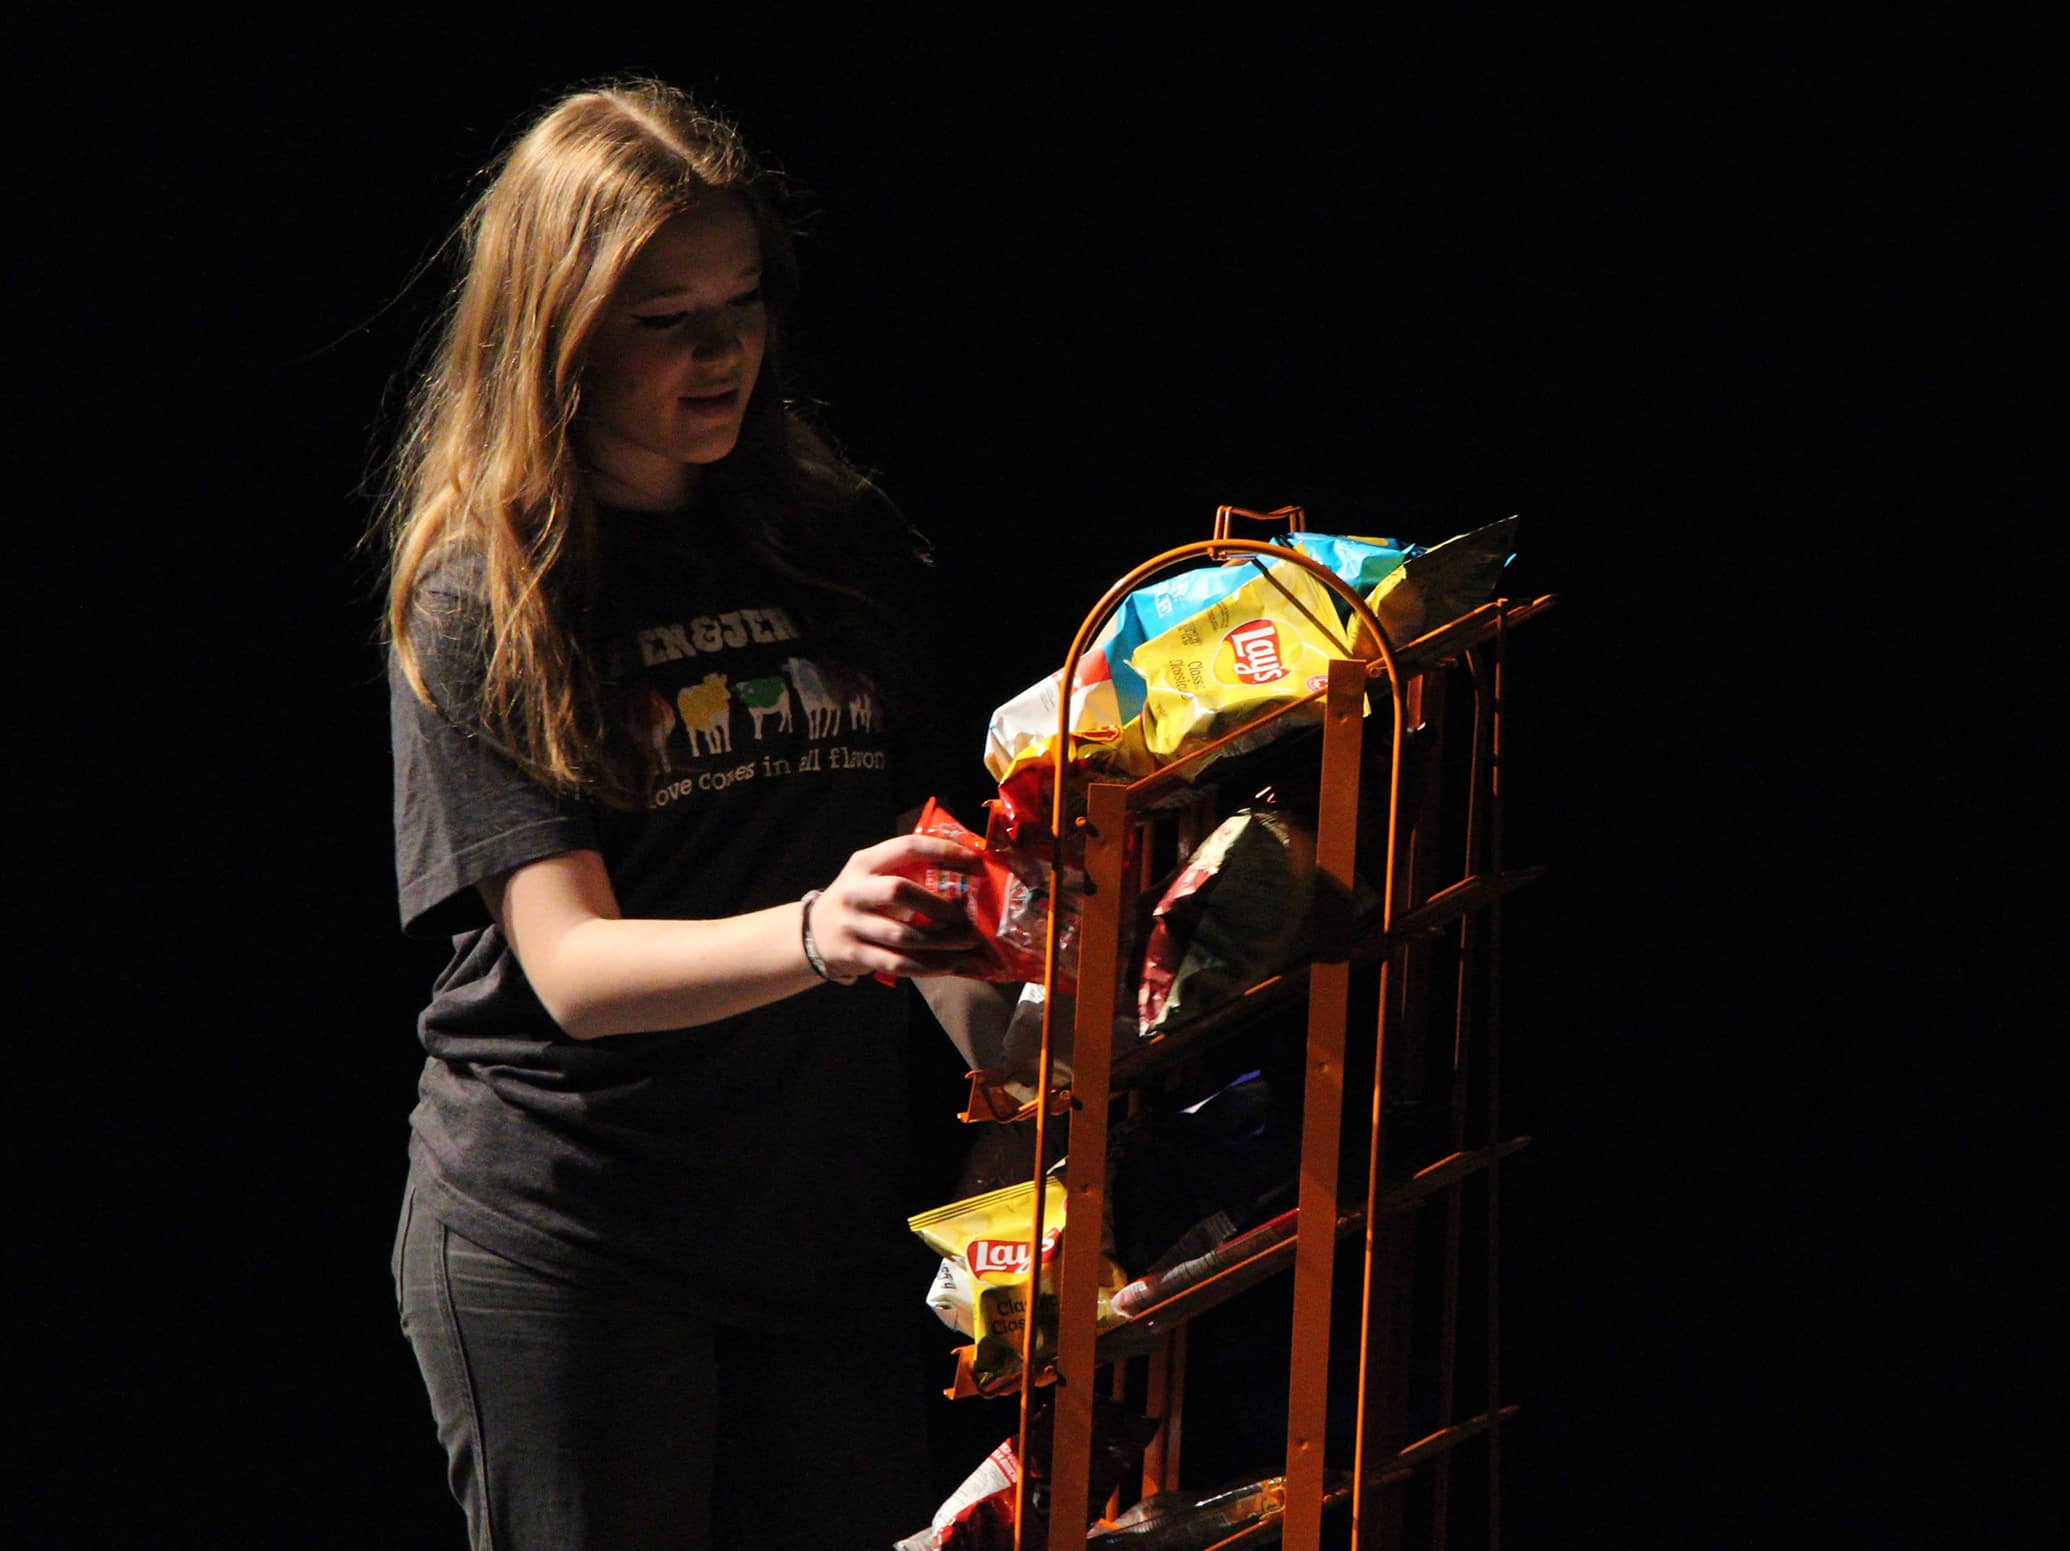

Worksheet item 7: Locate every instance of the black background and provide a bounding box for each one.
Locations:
[17,13,2046,1547]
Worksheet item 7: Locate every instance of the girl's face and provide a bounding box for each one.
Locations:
[575,195,768,510]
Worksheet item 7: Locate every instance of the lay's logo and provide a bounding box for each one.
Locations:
[1218,618,1290,685]
[968,1231,1058,1282]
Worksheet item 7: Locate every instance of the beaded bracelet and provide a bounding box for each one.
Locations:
[799,889,858,986]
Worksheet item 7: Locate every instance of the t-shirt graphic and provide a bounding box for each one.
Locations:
[624,600,885,810]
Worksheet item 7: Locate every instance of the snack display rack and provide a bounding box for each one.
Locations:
[959,507,1552,1551]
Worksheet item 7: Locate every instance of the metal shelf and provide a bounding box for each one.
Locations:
[961,867,1546,1128]
[957,513,1547,1551]
[948,1138,1530,1403]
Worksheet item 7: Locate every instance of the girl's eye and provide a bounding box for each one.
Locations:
[633,311,690,331]
[729,287,765,309]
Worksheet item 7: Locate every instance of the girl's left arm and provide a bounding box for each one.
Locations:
[481,834,981,1040]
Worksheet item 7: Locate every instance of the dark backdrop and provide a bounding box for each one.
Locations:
[17,15,2043,1547]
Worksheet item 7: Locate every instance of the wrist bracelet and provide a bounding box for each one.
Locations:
[799,889,858,986]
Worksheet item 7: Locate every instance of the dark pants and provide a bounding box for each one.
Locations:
[394,1187,929,1550]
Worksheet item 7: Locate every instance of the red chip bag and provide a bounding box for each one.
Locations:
[891,798,1083,990]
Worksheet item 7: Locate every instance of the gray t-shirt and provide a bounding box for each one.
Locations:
[391,503,935,1323]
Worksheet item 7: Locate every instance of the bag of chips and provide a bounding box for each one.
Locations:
[1110,1209,1300,1318]
[909,1175,1128,1392]
[1087,1475,1294,1548]
[1361,515,1516,647]
[898,1398,1162,1549]
[960,970,1145,1125]
[925,1255,976,1337]
[1129,556,1355,767]
[1089,531,1421,733]
[889,798,1086,989]
[982,617,1135,785]
[982,524,1515,840]
[894,1435,1020,1550]
[1137,807,1378,1038]
[1273,530,1419,599]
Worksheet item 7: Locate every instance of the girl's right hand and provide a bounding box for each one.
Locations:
[807,835,982,981]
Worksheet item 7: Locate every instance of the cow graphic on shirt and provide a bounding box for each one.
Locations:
[675,672,733,756]
[847,685,877,733]
[640,689,679,774]
[733,674,793,739]
[784,657,843,739]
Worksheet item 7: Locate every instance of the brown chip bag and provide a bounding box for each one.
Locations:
[1138,808,1320,1038]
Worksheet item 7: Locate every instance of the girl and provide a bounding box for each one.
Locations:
[384,79,975,1549]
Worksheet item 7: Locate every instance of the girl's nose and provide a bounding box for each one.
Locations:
[687,313,743,361]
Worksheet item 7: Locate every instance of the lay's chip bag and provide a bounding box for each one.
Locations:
[909,1176,1128,1392]
[980,524,1512,836]
[1131,555,1356,764]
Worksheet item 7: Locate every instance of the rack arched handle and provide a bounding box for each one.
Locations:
[1212,502,1307,546]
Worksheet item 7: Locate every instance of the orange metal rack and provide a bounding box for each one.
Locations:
[955,506,1551,1551]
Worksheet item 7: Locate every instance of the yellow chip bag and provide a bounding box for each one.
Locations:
[909,1177,1128,1391]
[1130,557,1357,763]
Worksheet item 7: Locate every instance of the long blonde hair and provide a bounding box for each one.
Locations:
[384,80,866,804]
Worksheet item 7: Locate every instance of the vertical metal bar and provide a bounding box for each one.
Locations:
[1165,1323,1187,1492]
[1100,1358,1124,1409]
[1432,650,1493,1547]
[1141,1344,1168,1500]
[1401,672,1447,1112]
[1100,1361,1126,1523]
[1012,1156,1050,1539]
[1394,673,1441,1188]
[1133,807,1158,903]
[1485,612,1509,1551]
[1141,1323,1188,1497]
[1012,1022,1056,1546]
[1353,964,1405,1551]
[1281,656,1370,1551]
[1045,780,1131,1551]
[1351,657,1411,1550]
